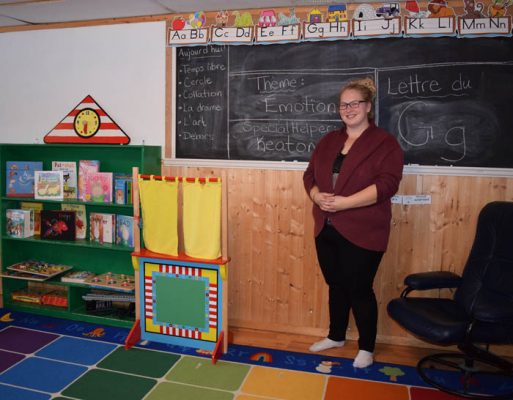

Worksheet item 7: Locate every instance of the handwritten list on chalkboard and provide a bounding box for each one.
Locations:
[174,37,513,168]
[176,46,228,159]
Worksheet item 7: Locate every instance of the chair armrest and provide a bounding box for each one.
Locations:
[401,271,462,297]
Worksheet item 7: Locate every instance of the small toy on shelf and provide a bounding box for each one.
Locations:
[41,290,68,308]
[7,260,72,279]
[11,287,46,304]
[61,270,96,283]
[83,290,135,317]
[84,272,135,293]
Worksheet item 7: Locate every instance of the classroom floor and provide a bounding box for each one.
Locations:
[0,309,471,400]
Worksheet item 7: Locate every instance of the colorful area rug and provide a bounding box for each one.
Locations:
[0,308,464,399]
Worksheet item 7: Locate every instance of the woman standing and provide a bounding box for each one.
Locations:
[303,78,403,368]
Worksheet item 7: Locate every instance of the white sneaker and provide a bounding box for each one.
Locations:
[309,338,345,352]
[353,350,373,368]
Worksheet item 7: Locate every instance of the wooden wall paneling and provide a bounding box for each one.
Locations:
[162,165,513,353]
[275,171,301,327]
[225,168,246,324]
[301,180,330,336]
[253,169,273,324]
[291,171,316,329]
[275,170,294,325]
[437,176,480,273]
[378,175,425,339]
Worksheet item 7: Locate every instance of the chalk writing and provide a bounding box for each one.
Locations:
[175,45,229,159]
[175,39,513,167]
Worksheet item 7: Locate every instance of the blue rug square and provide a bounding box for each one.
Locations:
[36,336,117,365]
[0,383,51,400]
[0,357,86,392]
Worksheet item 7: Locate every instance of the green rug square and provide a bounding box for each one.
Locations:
[146,381,233,400]
[97,347,180,378]
[165,356,250,391]
[62,369,156,400]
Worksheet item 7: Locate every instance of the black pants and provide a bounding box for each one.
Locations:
[315,223,383,352]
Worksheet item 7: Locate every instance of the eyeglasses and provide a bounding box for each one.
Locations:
[339,100,367,110]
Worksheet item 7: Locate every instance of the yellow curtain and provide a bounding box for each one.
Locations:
[139,177,178,256]
[182,179,221,259]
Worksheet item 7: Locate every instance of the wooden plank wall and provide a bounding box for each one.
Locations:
[163,165,513,352]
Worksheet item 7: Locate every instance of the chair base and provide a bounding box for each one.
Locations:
[417,351,513,399]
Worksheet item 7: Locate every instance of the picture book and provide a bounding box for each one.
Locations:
[90,212,115,244]
[61,203,86,239]
[52,161,77,199]
[41,210,76,241]
[6,209,33,238]
[116,215,134,247]
[34,170,64,201]
[6,161,43,198]
[114,173,132,205]
[61,270,96,283]
[84,172,113,203]
[20,202,43,235]
[78,160,100,201]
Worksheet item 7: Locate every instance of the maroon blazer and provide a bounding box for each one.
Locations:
[303,123,403,251]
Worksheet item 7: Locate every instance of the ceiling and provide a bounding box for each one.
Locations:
[0,0,313,29]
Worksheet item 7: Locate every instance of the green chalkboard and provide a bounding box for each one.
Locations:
[154,275,207,329]
[174,37,513,168]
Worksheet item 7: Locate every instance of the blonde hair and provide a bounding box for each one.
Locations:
[339,77,376,120]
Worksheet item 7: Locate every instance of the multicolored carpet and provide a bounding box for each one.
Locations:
[0,308,463,399]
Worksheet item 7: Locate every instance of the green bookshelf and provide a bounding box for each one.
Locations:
[0,143,161,327]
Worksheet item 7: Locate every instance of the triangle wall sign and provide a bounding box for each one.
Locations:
[44,95,130,144]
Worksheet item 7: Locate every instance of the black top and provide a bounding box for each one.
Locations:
[332,152,346,174]
[331,152,346,189]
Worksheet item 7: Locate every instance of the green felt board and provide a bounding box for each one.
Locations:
[154,275,207,329]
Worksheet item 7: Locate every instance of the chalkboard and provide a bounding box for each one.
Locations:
[154,275,207,328]
[174,37,513,168]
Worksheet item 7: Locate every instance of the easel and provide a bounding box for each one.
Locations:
[125,167,229,364]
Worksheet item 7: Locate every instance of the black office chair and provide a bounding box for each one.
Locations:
[388,201,513,399]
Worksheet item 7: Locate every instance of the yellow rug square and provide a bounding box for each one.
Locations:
[240,366,326,400]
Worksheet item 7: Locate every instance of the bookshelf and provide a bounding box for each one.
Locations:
[0,143,161,328]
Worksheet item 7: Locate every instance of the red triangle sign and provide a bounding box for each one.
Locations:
[44,95,130,144]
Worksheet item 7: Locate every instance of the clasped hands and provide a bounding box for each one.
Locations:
[312,192,348,212]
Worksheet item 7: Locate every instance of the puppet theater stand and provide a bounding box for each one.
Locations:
[125,168,229,364]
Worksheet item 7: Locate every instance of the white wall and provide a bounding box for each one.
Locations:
[0,22,166,147]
